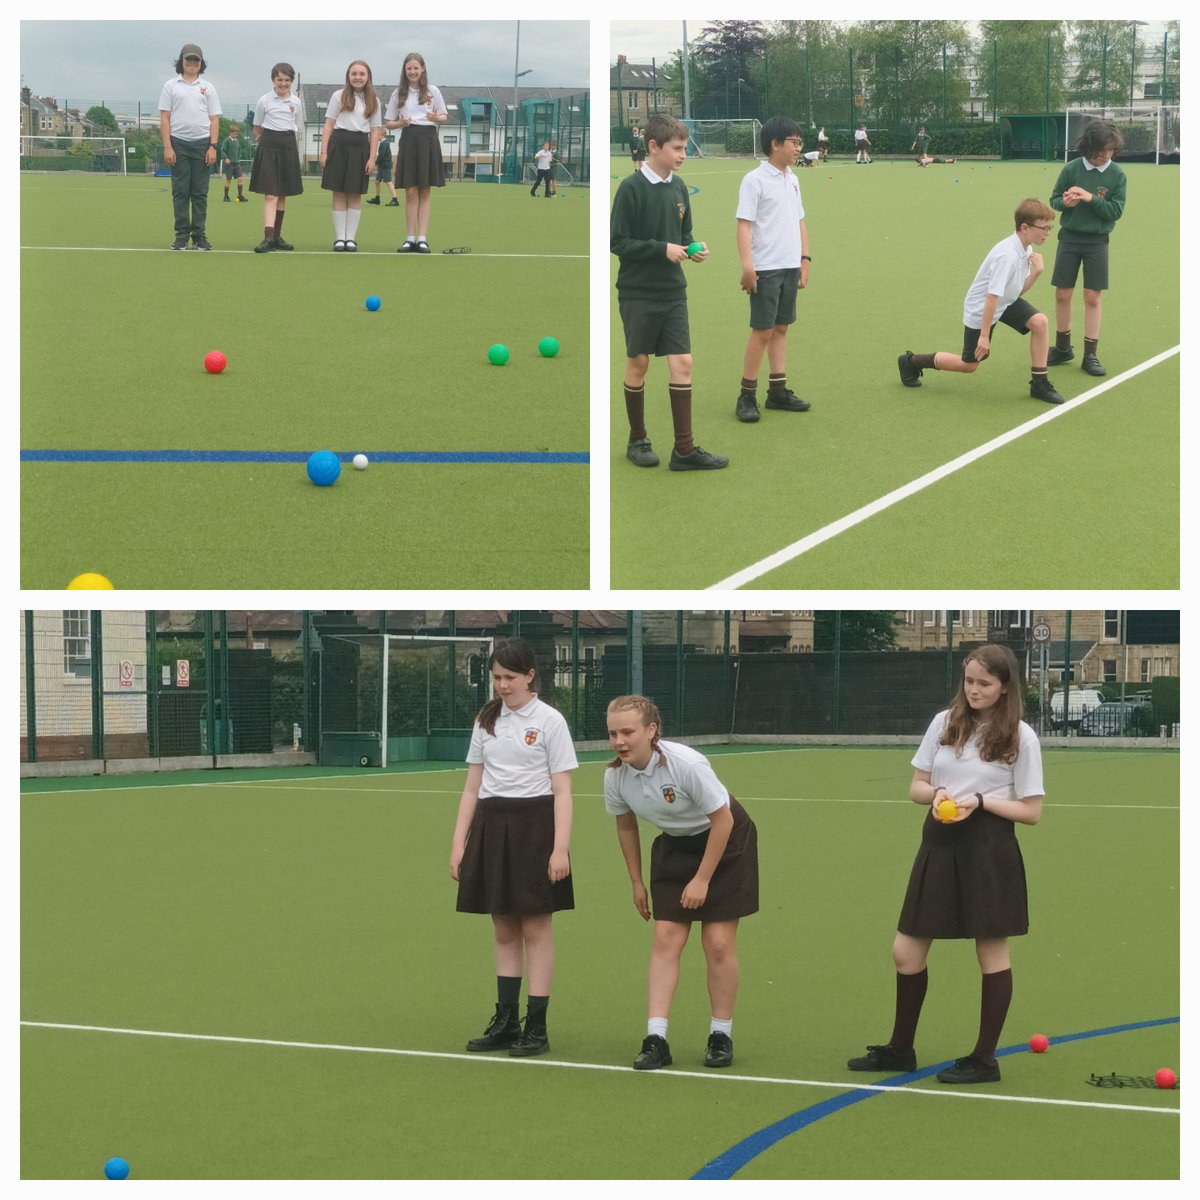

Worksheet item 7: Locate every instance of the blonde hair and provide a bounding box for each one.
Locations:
[606,694,666,769]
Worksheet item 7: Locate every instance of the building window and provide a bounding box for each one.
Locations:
[628,92,640,109]
[63,611,91,679]
[1102,659,1117,682]
[1103,611,1119,639]
[1141,658,1150,682]
[923,611,938,627]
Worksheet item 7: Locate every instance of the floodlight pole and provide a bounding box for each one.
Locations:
[682,22,691,119]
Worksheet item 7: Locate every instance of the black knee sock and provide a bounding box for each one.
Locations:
[526,995,549,1028]
[972,968,1013,1064]
[888,968,928,1054]
[497,976,521,1008]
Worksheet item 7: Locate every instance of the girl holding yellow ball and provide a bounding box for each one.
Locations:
[848,643,1044,1085]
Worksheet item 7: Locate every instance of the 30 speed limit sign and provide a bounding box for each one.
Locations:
[1032,622,1051,644]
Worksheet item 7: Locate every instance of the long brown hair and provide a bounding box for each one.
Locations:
[401,52,431,106]
[606,694,667,770]
[475,639,540,736]
[941,644,1024,763]
[339,60,378,119]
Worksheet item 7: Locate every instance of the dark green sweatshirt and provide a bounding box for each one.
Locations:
[1050,157,1127,239]
[610,169,694,298]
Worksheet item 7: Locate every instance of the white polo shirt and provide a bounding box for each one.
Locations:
[855,127,869,143]
[962,233,1033,328]
[254,90,300,132]
[736,160,805,271]
[604,739,730,836]
[327,88,383,133]
[385,85,447,126]
[913,710,1044,803]
[535,148,553,171]
[467,697,578,799]
[158,76,222,141]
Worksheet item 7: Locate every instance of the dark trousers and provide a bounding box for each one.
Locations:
[170,137,211,239]
[531,168,553,196]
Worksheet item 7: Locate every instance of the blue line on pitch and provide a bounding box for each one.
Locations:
[20,449,588,465]
[693,1015,1180,1180]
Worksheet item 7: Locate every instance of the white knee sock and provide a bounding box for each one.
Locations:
[346,207,361,240]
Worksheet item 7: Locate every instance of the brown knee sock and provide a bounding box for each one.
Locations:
[1056,329,1072,350]
[972,968,1013,1064]
[888,968,928,1054]
[624,384,647,441]
[768,372,787,395]
[668,384,694,456]
[911,352,937,370]
[1084,337,1099,357]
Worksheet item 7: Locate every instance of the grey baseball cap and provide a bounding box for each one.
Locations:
[180,44,204,60]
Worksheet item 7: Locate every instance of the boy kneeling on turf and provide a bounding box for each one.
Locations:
[611,113,728,471]
[898,198,1064,406]
[734,115,812,423]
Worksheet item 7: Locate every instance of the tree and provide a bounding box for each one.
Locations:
[691,20,767,119]
[1068,20,1138,107]
[759,21,846,131]
[977,21,1068,117]
[813,612,900,652]
[85,104,118,133]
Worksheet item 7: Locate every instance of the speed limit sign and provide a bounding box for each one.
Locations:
[1032,622,1051,644]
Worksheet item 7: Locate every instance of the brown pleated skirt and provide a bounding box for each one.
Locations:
[897,808,1028,939]
[250,129,304,196]
[456,794,574,916]
[321,129,371,193]
[650,797,759,923]
[395,123,445,188]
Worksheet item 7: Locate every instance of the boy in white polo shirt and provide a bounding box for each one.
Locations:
[898,198,1064,405]
[735,116,813,423]
[158,43,222,250]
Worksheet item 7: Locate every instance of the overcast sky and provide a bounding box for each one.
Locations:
[20,20,588,110]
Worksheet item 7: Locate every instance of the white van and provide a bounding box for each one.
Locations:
[1049,688,1104,724]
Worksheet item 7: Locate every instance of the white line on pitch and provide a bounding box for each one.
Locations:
[18,1021,1177,1117]
[19,245,585,260]
[708,346,1180,590]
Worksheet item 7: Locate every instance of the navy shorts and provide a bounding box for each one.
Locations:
[1051,235,1110,291]
[619,295,691,357]
[961,297,1038,363]
[749,267,801,329]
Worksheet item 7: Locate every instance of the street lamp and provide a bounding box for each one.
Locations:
[736,77,747,120]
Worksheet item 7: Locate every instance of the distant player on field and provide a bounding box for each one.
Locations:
[854,122,872,163]
[1047,120,1127,377]
[897,198,1064,405]
[220,123,245,201]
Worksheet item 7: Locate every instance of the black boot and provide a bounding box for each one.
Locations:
[509,1016,549,1057]
[466,1004,521,1052]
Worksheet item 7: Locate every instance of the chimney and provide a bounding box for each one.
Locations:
[617,55,627,64]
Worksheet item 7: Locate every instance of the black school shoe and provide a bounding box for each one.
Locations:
[669,445,730,471]
[366,196,381,205]
[386,198,400,206]
[765,388,811,412]
[415,241,431,254]
[171,237,188,250]
[253,238,276,253]
[898,350,923,388]
[736,393,761,422]
[465,1004,522,1052]
[193,236,213,251]
[1030,378,1065,405]
[633,1034,672,1071]
[936,1054,1001,1085]
[847,1043,917,1072]
[626,438,660,467]
[397,240,418,253]
[704,1032,734,1068]
[1081,353,1106,376]
[272,237,294,251]
[508,1020,549,1057]
[1046,344,1075,366]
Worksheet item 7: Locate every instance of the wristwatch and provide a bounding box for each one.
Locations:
[801,255,812,261]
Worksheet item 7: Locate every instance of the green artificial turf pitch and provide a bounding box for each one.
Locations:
[20,173,588,588]
[21,747,1179,1179]
[609,157,1179,589]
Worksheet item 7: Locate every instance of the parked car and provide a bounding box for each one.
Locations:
[1078,698,1153,737]
[1049,688,1104,726]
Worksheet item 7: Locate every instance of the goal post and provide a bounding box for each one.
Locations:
[318,633,495,767]
[684,118,763,159]
[1063,107,1180,164]
[20,136,127,174]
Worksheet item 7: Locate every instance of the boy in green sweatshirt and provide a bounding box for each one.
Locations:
[220,123,245,202]
[1047,120,1127,377]
[610,113,728,471]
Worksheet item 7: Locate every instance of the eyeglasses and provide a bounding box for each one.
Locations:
[783,137,804,144]
[1030,224,1053,232]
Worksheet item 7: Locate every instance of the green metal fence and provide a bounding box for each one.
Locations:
[20,611,1179,772]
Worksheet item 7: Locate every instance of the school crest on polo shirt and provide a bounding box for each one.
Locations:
[524,728,540,746]
[661,785,676,804]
